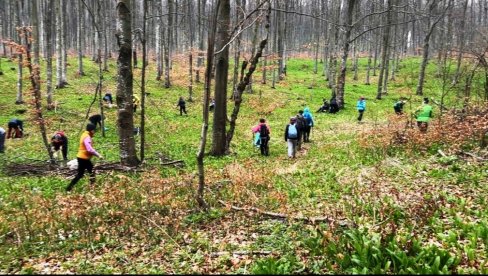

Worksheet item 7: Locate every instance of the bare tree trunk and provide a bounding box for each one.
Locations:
[55,0,64,88]
[45,0,54,108]
[77,0,85,76]
[211,0,230,156]
[15,0,23,104]
[452,0,468,85]
[21,27,54,162]
[164,0,173,88]
[140,0,147,162]
[61,0,68,85]
[225,5,270,154]
[116,0,140,167]
[416,0,445,96]
[376,0,393,100]
[188,0,194,102]
[197,0,221,211]
[32,0,40,65]
[336,0,357,109]
[196,0,206,83]
[155,0,162,81]
[231,0,243,100]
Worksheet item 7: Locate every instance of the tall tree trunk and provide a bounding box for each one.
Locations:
[164,0,173,87]
[231,0,243,100]
[61,0,68,85]
[197,0,221,210]
[188,0,194,102]
[116,0,139,166]
[77,0,85,76]
[225,5,270,154]
[32,0,40,65]
[15,0,23,104]
[140,0,147,162]
[452,0,468,85]
[155,0,162,81]
[335,0,357,109]
[211,0,230,156]
[21,27,54,162]
[55,0,64,88]
[45,0,54,108]
[196,0,206,83]
[376,0,393,100]
[416,0,445,96]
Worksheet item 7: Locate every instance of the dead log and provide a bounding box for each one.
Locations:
[210,250,273,257]
[218,200,351,226]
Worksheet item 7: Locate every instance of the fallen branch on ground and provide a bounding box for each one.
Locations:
[458,151,488,161]
[218,200,351,226]
[210,250,273,257]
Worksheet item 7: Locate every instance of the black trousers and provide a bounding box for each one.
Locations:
[303,126,311,142]
[0,132,5,153]
[179,106,187,115]
[260,136,269,156]
[358,110,364,121]
[66,158,95,191]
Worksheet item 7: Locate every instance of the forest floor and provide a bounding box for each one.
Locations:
[0,55,488,274]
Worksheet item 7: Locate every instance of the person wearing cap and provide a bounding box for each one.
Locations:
[0,127,5,153]
[51,131,68,160]
[66,123,103,191]
[414,97,433,132]
[284,117,301,158]
[357,96,366,122]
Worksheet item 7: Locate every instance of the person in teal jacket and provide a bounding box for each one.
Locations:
[356,96,366,122]
[302,107,314,142]
[415,97,433,132]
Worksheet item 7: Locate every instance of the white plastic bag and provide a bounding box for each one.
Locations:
[67,159,78,170]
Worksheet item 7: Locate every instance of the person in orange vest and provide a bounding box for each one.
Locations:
[66,124,103,191]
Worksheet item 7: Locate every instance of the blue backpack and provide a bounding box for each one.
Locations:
[304,113,312,126]
[288,124,298,139]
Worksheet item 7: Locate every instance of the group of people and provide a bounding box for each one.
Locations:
[251,96,434,158]
[252,108,315,159]
[317,98,339,114]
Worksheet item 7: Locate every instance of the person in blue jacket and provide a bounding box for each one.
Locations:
[356,96,366,122]
[302,107,314,142]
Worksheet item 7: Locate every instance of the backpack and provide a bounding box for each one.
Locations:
[259,124,269,138]
[304,113,312,125]
[288,124,298,139]
[296,115,305,130]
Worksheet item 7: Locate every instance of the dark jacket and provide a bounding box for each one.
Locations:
[177,99,186,107]
[284,123,301,141]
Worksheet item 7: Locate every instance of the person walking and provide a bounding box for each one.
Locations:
[296,110,306,150]
[252,118,271,156]
[7,118,24,138]
[0,127,5,153]
[284,117,300,158]
[51,131,69,160]
[302,107,314,142]
[177,96,187,115]
[415,97,433,132]
[66,124,103,192]
[356,96,366,122]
